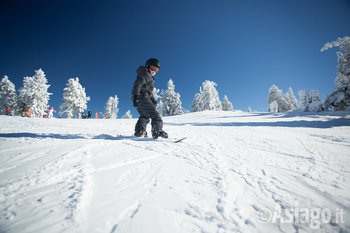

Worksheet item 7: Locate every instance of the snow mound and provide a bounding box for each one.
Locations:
[0,111,350,233]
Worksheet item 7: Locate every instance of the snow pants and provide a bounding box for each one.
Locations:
[135,96,163,134]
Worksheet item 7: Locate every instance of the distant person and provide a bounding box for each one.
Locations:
[87,110,92,119]
[5,107,10,115]
[22,104,29,117]
[47,106,57,118]
[131,58,168,139]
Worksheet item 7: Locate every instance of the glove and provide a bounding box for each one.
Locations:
[132,95,140,107]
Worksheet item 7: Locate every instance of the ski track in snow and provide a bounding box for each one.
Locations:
[0,111,350,233]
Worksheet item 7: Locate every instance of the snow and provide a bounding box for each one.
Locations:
[0,111,350,233]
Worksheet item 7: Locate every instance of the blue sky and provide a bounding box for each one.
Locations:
[1,0,349,117]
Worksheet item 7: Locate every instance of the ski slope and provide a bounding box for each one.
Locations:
[0,111,349,233]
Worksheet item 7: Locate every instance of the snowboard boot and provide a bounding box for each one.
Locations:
[134,130,148,138]
[152,130,168,139]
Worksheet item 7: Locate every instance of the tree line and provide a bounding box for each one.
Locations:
[0,71,235,119]
[267,36,350,112]
[1,36,349,118]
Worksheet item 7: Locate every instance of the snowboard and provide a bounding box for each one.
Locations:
[150,137,187,143]
[133,136,186,143]
[173,137,187,143]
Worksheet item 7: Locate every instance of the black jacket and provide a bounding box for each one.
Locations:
[132,66,156,101]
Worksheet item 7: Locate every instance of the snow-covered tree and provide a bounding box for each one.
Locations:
[269,101,278,112]
[321,36,350,111]
[18,69,52,117]
[153,88,161,100]
[298,88,324,112]
[191,80,222,112]
[324,74,350,111]
[284,87,298,111]
[121,110,132,119]
[191,93,202,112]
[0,75,17,115]
[308,89,325,112]
[222,95,233,111]
[267,85,288,112]
[247,106,252,113]
[104,95,119,119]
[59,77,90,118]
[161,79,184,116]
[157,99,166,116]
[152,88,165,116]
[298,89,310,112]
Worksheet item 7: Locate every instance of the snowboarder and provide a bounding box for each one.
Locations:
[47,107,57,118]
[5,107,10,115]
[131,58,168,139]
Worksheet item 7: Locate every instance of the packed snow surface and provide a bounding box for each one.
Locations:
[0,111,350,233]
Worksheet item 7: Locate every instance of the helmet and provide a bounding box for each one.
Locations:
[145,58,161,69]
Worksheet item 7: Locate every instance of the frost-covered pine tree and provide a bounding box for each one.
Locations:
[121,110,132,119]
[152,88,165,116]
[247,106,252,112]
[191,92,201,112]
[267,85,287,112]
[222,95,233,111]
[18,69,52,117]
[157,99,166,116]
[0,75,17,115]
[298,89,310,112]
[161,79,184,116]
[269,101,279,112]
[191,93,202,112]
[104,95,119,119]
[284,87,298,111]
[153,88,161,101]
[191,80,222,112]
[59,77,90,118]
[321,36,350,111]
[308,89,325,112]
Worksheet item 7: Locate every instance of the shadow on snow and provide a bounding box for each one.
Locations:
[166,117,350,129]
[0,133,153,141]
